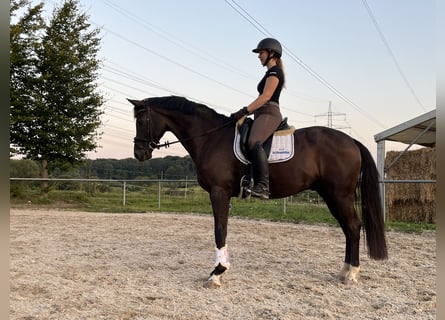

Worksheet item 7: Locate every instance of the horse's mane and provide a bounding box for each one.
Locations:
[145,96,227,122]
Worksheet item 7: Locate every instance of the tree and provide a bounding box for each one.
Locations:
[10,0,104,194]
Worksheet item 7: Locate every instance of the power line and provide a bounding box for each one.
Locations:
[103,104,133,118]
[361,0,426,112]
[102,61,314,118]
[224,0,269,35]
[103,66,180,96]
[96,23,255,99]
[102,0,257,81]
[101,64,231,112]
[102,63,227,110]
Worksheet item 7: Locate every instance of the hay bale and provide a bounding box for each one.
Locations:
[385,147,436,223]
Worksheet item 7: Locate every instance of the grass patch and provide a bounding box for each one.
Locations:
[10,182,435,233]
[385,221,435,233]
[229,198,337,225]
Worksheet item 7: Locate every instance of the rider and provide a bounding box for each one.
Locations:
[230,38,285,199]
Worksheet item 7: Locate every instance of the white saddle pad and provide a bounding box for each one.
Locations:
[233,127,295,164]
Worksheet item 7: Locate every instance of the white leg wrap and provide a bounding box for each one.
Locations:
[214,245,230,269]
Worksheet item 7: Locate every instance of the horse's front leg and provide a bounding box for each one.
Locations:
[206,187,231,288]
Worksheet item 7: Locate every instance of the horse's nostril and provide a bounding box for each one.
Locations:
[134,151,143,161]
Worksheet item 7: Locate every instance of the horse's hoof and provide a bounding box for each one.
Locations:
[338,263,350,282]
[339,265,360,284]
[204,274,222,288]
[341,276,358,285]
[204,280,221,289]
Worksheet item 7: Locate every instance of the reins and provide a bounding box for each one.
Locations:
[134,102,236,150]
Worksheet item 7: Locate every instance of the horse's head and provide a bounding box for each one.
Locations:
[128,98,166,161]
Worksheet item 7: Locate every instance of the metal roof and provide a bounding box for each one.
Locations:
[374,109,436,147]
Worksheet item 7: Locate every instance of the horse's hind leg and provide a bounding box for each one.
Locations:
[337,201,362,284]
[318,188,362,284]
[205,187,231,288]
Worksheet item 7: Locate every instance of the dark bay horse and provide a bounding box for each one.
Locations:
[129,95,387,287]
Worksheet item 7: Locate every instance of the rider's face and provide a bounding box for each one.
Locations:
[257,50,268,65]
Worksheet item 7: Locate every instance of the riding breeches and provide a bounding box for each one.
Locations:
[248,101,282,150]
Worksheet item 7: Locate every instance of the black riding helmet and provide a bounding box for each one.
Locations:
[252,38,282,57]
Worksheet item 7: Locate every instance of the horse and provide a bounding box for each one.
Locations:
[128,95,388,287]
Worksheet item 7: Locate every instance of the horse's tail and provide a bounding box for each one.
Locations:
[354,139,388,260]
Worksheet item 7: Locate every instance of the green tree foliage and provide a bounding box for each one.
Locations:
[10,0,104,193]
[80,156,197,180]
[10,156,197,180]
[10,159,40,178]
[10,159,40,198]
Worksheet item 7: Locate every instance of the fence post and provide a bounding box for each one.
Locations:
[158,179,161,209]
[185,176,188,200]
[282,197,286,214]
[123,181,126,206]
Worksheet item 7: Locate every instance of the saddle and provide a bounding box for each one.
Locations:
[237,116,292,159]
[235,116,295,198]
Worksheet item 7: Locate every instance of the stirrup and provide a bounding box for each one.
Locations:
[238,175,253,199]
[248,185,270,200]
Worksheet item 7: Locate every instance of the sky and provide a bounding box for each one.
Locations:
[42,0,436,160]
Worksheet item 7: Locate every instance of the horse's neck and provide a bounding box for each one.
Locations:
[168,115,228,159]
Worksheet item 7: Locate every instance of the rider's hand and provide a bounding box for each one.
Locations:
[230,107,249,121]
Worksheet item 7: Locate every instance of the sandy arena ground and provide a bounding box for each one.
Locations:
[10,209,436,319]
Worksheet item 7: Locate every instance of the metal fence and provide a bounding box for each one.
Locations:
[10,178,322,213]
[10,178,198,208]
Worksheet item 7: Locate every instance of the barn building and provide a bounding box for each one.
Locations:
[374,109,436,222]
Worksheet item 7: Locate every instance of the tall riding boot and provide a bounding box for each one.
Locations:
[248,142,270,199]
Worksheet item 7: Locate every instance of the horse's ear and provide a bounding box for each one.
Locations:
[127,98,144,107]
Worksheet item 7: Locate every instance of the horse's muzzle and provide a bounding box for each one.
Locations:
[134,147,152,161]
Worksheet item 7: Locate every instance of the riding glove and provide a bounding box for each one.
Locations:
[230,107,249,121]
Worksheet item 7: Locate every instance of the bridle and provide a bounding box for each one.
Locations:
[133,100,236,150]
[133,101,160,150]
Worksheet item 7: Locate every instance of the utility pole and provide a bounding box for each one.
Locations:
[314,101,351,132]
